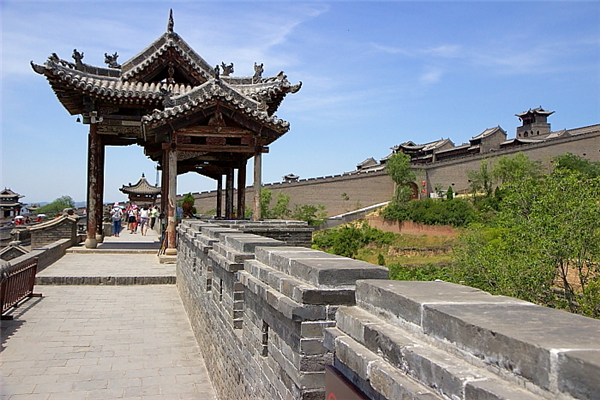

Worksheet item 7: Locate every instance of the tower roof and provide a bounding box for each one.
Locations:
[120,174,161,196]
[515,107,554,118]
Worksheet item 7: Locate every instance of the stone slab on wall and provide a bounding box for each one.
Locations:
[324,280,600,400]
[212,220,314,248]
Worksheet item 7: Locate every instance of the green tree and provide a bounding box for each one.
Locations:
[260,189,273,219]
[454,169,600,317]
[385,152,416,202]
[553,153,600,178]
[271,192,292,219]
[467,159,494,198]
[180,193,196,217]
[446,186,454,200]
[292,204,327,226]
[35,195,76,217]
[492,152,542,185]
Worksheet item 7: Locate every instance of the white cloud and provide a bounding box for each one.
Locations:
[419,68,443,85]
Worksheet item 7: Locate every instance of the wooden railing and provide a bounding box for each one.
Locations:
[1,257,41,320]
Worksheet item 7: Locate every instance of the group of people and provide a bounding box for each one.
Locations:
[109,203,159,237]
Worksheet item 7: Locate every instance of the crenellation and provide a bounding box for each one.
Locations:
[177,220,599,400]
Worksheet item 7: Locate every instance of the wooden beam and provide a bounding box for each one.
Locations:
[178,144,268,154]
[177,126,254,136]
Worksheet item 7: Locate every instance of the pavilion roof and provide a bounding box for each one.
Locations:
[119,174,161,196]
[0,189,24,200]
[141,79,291,135]
[31,10,301,119]
[515,107,554,118]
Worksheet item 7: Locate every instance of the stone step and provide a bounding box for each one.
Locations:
[356,280,600,398]
[326,305,546,400]
[35,276,175,285]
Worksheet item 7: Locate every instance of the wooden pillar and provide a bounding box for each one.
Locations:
[216,176,223,218]
[95,138,105,242]
[237,161,246,220]
[165,142,178,255]
[85,124,100,248]
[161,157,168,217]
[225,167,234,219]
[252,149,262,221]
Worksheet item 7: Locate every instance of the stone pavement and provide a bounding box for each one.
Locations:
[1,229,217,400]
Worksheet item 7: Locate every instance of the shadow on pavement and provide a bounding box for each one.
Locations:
[97,242,160,250]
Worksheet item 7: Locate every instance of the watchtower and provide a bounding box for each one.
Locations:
[516,107,553,138]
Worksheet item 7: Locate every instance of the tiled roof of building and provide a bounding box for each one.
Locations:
[31,10,301,119]
[471,126,504,140]
[120,174,161,196]
[515,107,554,118]
[141,79,292,133]
[392,138,451,152]
[0,189,24,200]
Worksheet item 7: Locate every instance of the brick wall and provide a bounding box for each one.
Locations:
[176,220,388,400]
[30,216,78,249]
[176,220,600,400]
[188,129,600,215]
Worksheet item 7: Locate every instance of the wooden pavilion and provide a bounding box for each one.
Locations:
[120,174,161,206]
[32,10,301,253]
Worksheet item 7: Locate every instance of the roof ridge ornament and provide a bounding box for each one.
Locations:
[104,52,121,69]
[167,9,174,33]
[72,49,84,68]
[252,62,264,84]
[221,62,234,76]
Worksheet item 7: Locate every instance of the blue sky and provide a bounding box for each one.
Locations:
[1,1,599,204]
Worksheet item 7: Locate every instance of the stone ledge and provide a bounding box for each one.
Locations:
[255,247,388,288]
[355,280,600,399]
[244,260,356,306]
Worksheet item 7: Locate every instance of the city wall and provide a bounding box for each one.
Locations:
[188,129,600,217]
[176,220,600,400]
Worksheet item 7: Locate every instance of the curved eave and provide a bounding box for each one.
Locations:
[32,60,191,112]
[142,79,291,135]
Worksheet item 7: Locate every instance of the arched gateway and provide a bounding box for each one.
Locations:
[31,10,301,252]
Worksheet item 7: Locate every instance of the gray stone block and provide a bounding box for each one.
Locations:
[423,302,600,391]
[369,359,443,400]
[557,350,600,400]
[335,335,380,381]
[464,378,544,400]
[356,280,527,326]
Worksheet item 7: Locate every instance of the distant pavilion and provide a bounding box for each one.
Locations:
[120,174,161,206]
[32,10,301,252]
[0,189,26,218]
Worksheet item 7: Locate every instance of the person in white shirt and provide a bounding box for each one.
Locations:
[139,206,150,236]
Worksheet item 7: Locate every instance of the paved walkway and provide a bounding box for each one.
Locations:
[1,229,217,400]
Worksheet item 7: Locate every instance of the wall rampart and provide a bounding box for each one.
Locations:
[29,216,78,249]
[187,129,599,217]
[176,220,599,400]
[177,220,388,399]
[191,170,395,218]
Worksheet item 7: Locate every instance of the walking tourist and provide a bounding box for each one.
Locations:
[139,206,150,236]
[150,206,158,229]
[127,205,138,234]
[110,203,123,237]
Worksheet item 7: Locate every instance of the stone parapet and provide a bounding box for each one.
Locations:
[324,280,600,400]
[176,220,388,400]
[177,221,598,400]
